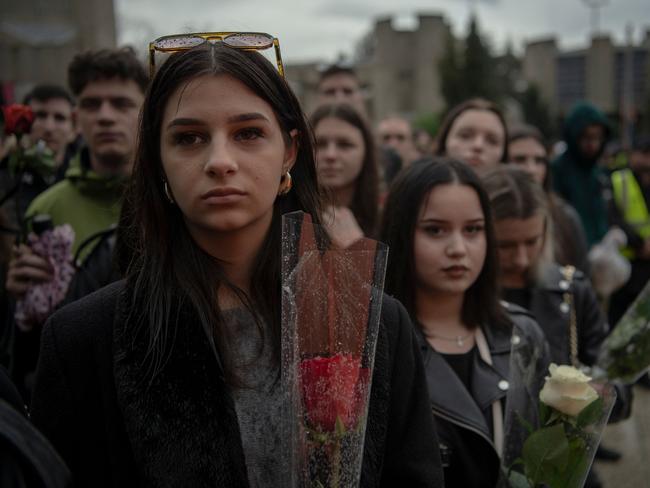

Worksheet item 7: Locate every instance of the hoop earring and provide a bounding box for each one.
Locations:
[278,172,292,195]
[163,180,175,204]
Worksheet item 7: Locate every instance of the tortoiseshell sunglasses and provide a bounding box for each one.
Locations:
[148,31,284,78]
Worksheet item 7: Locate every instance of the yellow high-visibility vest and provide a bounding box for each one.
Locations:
[611,168,650,259]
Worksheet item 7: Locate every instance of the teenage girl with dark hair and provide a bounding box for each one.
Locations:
[311,103,380,247]
[433,98,508,172]
[28,36,442,487]
[381,157,546,487]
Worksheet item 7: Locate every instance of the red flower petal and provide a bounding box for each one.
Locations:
[3,104,34,136]
[300,353,363,432]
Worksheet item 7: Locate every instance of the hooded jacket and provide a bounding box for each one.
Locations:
[25,147,126,263]
[551,102,611,247]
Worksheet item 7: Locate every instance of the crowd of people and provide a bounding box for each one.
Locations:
[0,31,649,488]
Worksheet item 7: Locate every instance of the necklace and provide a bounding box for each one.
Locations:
[427,331,473,348]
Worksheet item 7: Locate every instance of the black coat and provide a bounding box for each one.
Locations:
[417,305,549,488]
[526,265,608,366]
[30,281,443,488]
[510,265,632,421]
[0,366,69,488]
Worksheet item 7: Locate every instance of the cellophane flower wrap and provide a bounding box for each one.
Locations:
[596,280,650,384]
[281,212,388,488]
[501,349,616,488]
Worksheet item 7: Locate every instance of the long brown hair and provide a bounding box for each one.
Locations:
[311,103,380,237]
[433,98,509,163]
[481,167,554,283]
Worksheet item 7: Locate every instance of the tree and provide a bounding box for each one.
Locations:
[413,112,441,136]
[463,15,498,101]
[439,30,466,109]
[438,14,500,110]
[518,83,554,139]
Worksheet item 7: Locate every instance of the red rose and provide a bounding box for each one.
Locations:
[300,353,364,432]
[2,104,34,136]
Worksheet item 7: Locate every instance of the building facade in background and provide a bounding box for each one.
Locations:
[523,31,650,122]
[287,13,450,122]
[0,0,116,102]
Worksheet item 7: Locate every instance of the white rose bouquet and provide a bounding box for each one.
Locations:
[505,364,616,488]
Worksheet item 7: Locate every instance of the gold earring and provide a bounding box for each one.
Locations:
[163,180,175,204]
[278,172,292,195]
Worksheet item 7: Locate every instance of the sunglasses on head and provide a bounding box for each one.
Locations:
[148,31,284,78]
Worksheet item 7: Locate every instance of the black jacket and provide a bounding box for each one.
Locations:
[506,265,632,421]
[522,265,608,366]
[30,281,443,488]
[417,305,548,488]
[0,366,69,488]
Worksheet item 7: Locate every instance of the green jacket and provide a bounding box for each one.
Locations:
[26,149,126,263]
[551,102,611,247]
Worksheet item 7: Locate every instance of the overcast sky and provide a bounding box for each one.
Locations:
[115,0,649,63]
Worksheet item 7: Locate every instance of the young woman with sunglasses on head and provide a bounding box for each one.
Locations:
[507,125,589,273]
[29,37,443,487]
[311,103,380,247]
[433,98,508,173]
[381,157,547,488]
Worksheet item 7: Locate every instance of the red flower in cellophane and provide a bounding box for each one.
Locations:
[300,353,366,432]
[2,104,34,136]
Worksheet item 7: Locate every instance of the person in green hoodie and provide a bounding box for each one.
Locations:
[551,101,611,248]
[3,47,147,401]
[6,47,147,293]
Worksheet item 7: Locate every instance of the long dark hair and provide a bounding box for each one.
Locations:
[310,103,380,237]
[380,157,508,330]
[117,44,323,384]
[433,98,509,163]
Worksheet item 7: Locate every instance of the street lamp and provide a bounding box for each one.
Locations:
[582,0,609,36]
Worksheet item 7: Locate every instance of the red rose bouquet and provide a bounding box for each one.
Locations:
[281,212,388,488]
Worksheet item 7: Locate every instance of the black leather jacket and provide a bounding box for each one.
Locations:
[416,305,549,488]
[524,265,608,367]
[506,264,632,421]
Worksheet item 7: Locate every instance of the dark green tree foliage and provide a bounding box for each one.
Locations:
[439,30,465,108]
[496,40,520,101]
[438,15,500,110]
[519,83,554,139]
[464,16,498,101]
[413,112,441,136]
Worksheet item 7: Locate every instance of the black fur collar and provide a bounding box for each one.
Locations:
[112,289,249,487]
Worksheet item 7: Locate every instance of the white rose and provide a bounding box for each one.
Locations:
[539,363,599,417]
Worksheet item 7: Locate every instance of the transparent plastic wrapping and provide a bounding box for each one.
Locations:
[281,212,388,488]
[501,329,617,488]
[596,280,650,384]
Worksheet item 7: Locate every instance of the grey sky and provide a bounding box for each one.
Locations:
[115,0,649,63]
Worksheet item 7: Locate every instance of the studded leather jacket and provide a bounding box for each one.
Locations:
[514,264,608,367]
[416,305,549,488]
